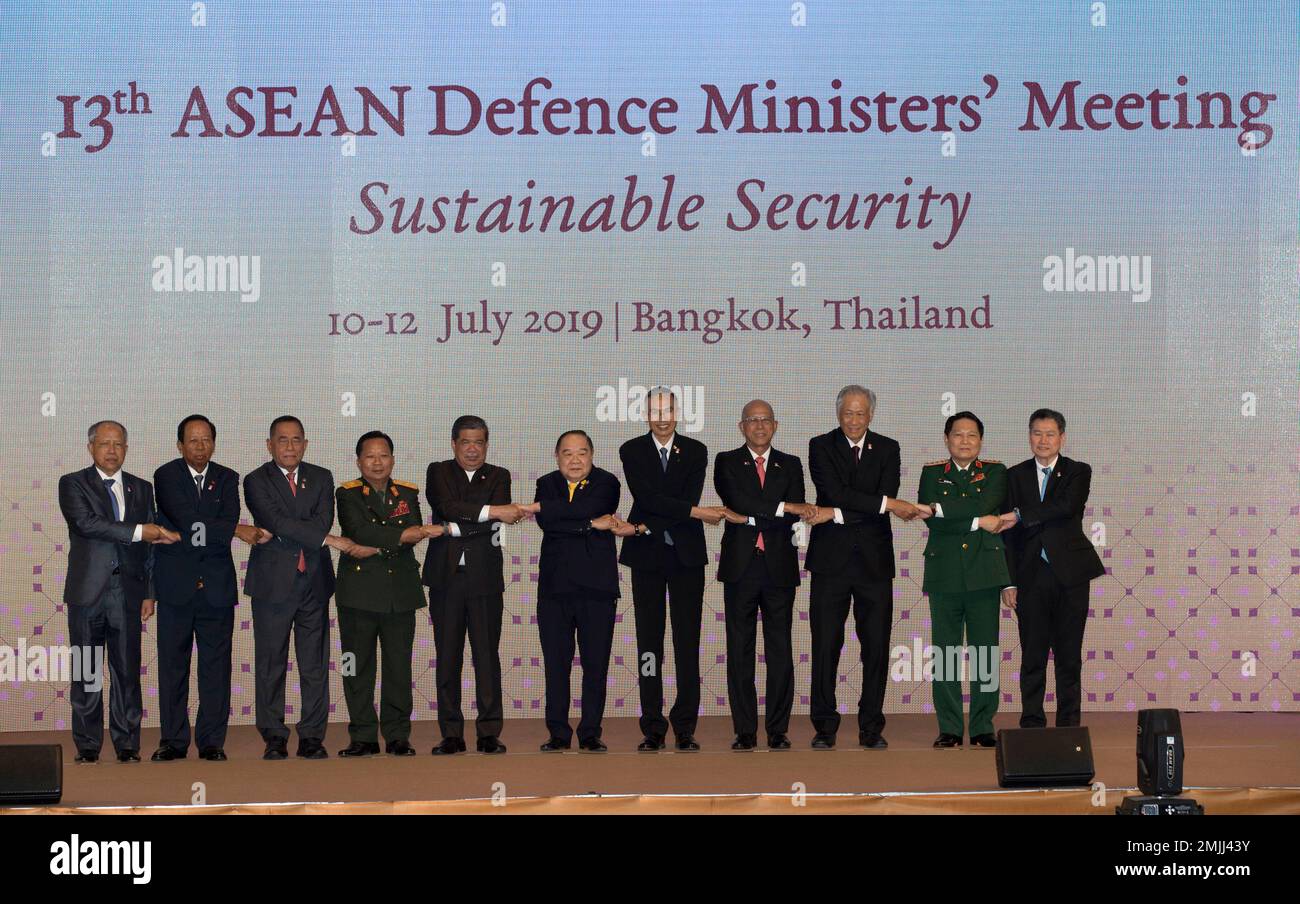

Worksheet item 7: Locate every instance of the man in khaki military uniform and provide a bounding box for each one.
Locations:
[916,411,1011,749]
[335,430,442,757]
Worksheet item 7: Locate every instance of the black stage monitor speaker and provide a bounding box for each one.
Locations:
[995,727,1094,787]
[0,744,63,806]
[1136,708,1184,796]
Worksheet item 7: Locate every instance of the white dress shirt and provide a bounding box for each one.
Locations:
[95,466,144,542]
[446,468,491,565]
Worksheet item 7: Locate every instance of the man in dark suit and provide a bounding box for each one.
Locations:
[997,408,1105,729]
[151,414,266,763]
[617,387,722,752]
[521,430,633,752]
[423,415,525,755]
[804,385,924,750]
[58,420,179,763]
[243,415,349,760]
[714,400,815,751]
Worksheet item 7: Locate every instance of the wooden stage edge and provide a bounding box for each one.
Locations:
[3,712,1298,814]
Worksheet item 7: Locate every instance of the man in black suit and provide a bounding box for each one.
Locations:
[423,415,526,755]
[151,414,267,762]
[618,387,722,752]
[804,385,924,750]
[58,420,179,763]
[243,415,350,760]
[997,408,1105,729]
[521,430,633,752]
[714,400,816,751]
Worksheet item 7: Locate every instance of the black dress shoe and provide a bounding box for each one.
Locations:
[933,733,963,748]
[431,737,466,755]
[675,735,700,752]
[263,741,288,761]
[297,739,328,759]
[339,741,380,758]
[811,734,836,750]
[637,735,666,752]
[731,734,757,751]
[539,737,571,752]
[74,750,99,764]
[970,733,997,748]
[386,739,416,756]
[476,737,506,754]
[198,747,227,761]
[150,745,186,762]
[767,734,792,750]
[116,750,141,763]
[578,737,608,752]
[859,732,888,750]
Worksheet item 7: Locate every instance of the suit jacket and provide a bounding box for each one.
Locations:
[804,427,900,581]
[335,478,426,612]
[152,458,240,607]
[422,459,511,594]
[617,432,708,570]
[534,467,621,599]
[1002,455,1106,589]
[917,458,1011,594]
[713,445,804,587]
[242,460,336,603]
[59,466,157,606]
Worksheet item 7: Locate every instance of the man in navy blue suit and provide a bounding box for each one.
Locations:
[151,415,268,762]
[58,420,180,763]
[243,415,347,761]
[521,430,633,752]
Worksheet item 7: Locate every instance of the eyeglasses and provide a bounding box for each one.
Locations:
[741,417,775,426]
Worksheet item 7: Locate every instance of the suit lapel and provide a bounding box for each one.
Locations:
[269,461,298,512]
[85,467,115,520]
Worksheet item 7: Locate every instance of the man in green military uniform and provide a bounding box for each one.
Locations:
[916,411,1011,750]
[335,430,442,757]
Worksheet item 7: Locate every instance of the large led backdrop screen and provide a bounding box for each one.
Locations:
[1,0,1296,732]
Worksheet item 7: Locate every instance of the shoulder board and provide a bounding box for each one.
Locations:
[340,479,364,490]
[923,459,947,467]
[392,479,419,490]
[979,458,1002,465]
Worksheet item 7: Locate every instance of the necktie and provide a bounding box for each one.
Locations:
[853,444,861,464]
[657,448,674,545]
[103,478,120,569]
[103,478,121,521]
[1039,466,1051,563]
[287,469,306,572]
[567,481,578,502]
[754,455,767,552]
[195,473,204,499]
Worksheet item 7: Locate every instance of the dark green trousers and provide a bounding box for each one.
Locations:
[337,606,415,743]
[928,588,1000,737]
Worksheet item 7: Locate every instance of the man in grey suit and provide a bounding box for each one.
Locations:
[243,415,350,761]
[58,420,179,763]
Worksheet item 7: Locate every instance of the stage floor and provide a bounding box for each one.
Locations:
[4,712,1298,814]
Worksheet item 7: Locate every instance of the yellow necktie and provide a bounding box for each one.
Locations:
[567,481,578,502]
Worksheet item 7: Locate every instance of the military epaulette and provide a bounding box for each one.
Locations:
[392,479,419,490]
[924,459,948,467]
[340,479,364,490]
[978,458,1001,464]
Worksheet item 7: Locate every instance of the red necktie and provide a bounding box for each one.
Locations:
[287,469,306,572]
[754,455,766,552]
